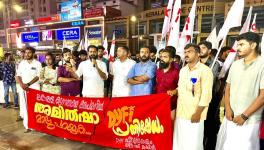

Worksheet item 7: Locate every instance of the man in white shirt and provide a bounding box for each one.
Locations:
[71,45,108,97]
[16,47,42,133]
[111,46,136,97]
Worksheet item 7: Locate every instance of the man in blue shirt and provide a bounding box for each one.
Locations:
[127,46,157,96]
[2,53,18,108]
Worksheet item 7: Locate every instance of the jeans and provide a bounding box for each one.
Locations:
[4,82,18,106]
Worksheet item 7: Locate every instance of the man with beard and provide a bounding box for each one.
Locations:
[198,41,220,78]
[173,43,213,150]
[127,46,156,96]
[98,45,109,69]
[156,49,179,121]
[70,45,108,97]
[198,41,221,150]
[111,46,136,97]
[16,47,42,132]
[216,32,264,150]
[57,48,80,96]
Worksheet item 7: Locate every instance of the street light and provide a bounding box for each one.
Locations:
[13,4,23,13]
[0,1,4,9]
[0,1,23,49]
[131,15,140,52]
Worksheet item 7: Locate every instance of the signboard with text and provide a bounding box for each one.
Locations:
[21,32,40,43]
[56,27,80,41]
[27,89,172,150]
[84,8,104,18]
[87,27,102,38]
[61,0,82,21]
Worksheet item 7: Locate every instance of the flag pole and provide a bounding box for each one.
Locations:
[210,36,226,69]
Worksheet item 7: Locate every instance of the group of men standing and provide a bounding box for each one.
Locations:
[0,31,263,150]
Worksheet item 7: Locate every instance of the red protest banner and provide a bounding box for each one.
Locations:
[27,89,172,150]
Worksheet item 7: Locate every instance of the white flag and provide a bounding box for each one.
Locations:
[217,0,244,42]
[109,32,115,62]
[84,30,90,50]
[77,39,83,51]
[62,36,67,49]
[250,13,257,32]
[218,6,252,79]
[16,33,23,49]
[206,26,218,49]
[161,0,174,39]
[103,36,108,59]
[176,0,197,59]
[167,0,181,48]
[261,34,264,57]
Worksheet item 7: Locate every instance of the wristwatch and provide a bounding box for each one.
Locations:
[241,113,249,121]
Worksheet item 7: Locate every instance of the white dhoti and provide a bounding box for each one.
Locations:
[173,118,204,150]
[18,86,25,118]
[19,89,28,129]
[216,118,260,150]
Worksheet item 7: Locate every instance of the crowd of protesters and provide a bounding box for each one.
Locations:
[0,31,263,150]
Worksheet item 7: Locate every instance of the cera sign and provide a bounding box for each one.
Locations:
[21,32,40,43]
[87,27,102,38]
[56,27,80,41]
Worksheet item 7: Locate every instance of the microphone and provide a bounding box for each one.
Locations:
[92,58,95,67]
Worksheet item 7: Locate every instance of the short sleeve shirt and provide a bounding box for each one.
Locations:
[227,56,264,124]
[17,59,42,90]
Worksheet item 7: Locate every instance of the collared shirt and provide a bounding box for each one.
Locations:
[112,58,136,97]
[127,60,157,96]
[227,56,264,124]
[3,62,16,84]
[75,59,108,97]
[17,59,42,90]
[204,56,221,78]
[177,61,213,120]
[58,65,80,96]
[156,62,179,110]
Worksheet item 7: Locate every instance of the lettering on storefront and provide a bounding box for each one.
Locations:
[143,3,223,19]
[145,10,164,18]
[62,30,78,36]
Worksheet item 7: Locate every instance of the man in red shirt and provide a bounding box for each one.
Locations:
[156,49,179,121]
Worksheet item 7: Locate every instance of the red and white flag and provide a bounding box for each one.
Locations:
[250,13,257,32]
[217,0,244,43]
[218,6,252,79]
[167,0,181,48]
[109,32,115,62]
[161,0,174,39]
[206,26,218,49]
[103,36,108,59]
[176,0,197,59]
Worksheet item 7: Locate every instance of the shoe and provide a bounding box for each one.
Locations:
[13,105,19,109]
[24,129,31,133]
[16,117,23,122]
[3,104,10,108]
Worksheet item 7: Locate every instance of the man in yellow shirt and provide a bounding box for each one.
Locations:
[173,43,213,150]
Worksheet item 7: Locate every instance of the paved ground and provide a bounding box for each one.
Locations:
[0,106,116,150]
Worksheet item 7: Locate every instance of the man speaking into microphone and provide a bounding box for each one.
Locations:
[70,45,108,98]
